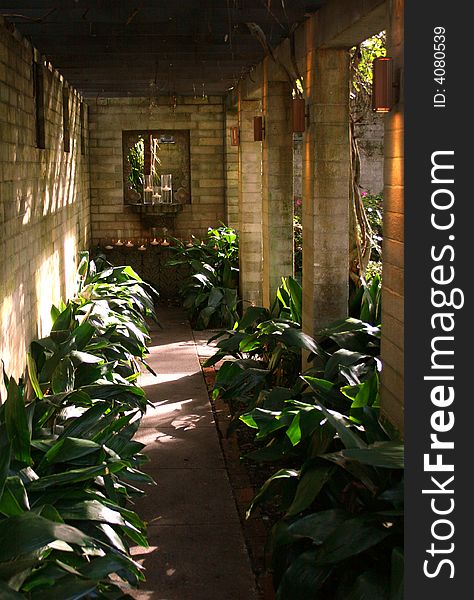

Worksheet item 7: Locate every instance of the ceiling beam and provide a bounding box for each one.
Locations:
[0,0,327,96]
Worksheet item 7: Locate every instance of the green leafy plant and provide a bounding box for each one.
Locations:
[126,136,162,199]
[240,374,403,600]
[206,274,402,598]
[206,277,381,421]
[362,192,384,263]
[127,137,145,197]
[168,225,239,329]
[293,215,303,275]
[349,273,382,326]
[204,278,316,411]
[0,253,158,597]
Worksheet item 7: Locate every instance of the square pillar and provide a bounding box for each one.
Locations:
[302,48,351,336]
[238,97,263,307]
[262,81,294,307]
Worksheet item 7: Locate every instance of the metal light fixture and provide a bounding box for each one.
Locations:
[372,57,394,113]
[253,116,265,141]
[292,97,306,133]
[230,126,239,146]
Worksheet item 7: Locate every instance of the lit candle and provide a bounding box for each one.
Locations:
[150,238,160,246]
[161,239,170,247]
[138,244,147,251]
[115,239,124,246]
[105,243,114,250]
[125,240,134,248]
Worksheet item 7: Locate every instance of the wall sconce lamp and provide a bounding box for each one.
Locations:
[372,57,395,113]
[292,97,308,133]
[230,126,239,146]
[253,116,265,141]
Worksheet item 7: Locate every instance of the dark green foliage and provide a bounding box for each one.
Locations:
[204,278,312,416]
[208,276,403,598]
[127,136,145,197]
[362,192,384,263]
[0,253,157,597]
[206,278,381,421]
[349,273,382,326]
[240,375,403,599]
[293,215,303,275]
[168,225,239,329]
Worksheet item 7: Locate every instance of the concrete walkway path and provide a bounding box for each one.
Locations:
[130,307,259,600]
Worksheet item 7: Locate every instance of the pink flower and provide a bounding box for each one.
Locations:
[295,199,302,206]
[361,191,368,197]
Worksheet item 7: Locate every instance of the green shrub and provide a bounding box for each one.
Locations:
[293,215,303,275]
[362,192,383,263]
[349,273,382,326]
[207,275,403,599]
[0,253,157,597]
[206,277,380,419]
[243,374,403,600]
[168,225,239,329]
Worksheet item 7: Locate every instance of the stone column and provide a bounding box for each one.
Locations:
[262,81,294,307]
[302,48,351,336]
[238,96,263,307]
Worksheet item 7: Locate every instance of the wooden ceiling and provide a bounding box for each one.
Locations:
[1,0,326,97]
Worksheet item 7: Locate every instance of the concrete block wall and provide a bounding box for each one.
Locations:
[293,134,303,206]
[380,0,404,432]
[225,107,239,228]
[0,18,90,381]
[355,113,385,195]
[88,97,226,244]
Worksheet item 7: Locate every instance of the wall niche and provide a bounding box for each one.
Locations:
[122,130,191,205]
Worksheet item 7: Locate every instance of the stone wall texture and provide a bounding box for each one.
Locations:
[0,18,90,380]
[380,0,404,432]
[355,112,385,195]
[225,106,239,228]
[88,97,226,244]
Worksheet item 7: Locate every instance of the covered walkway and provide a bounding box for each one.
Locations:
[131,307,258,600]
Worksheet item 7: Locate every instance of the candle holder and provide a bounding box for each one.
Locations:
[161,174,173,204]
[149,227,159,245]
[143,175,154,204]
[114,231,124,246]
[152,185,162,204]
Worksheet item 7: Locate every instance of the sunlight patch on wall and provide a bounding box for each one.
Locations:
[0,286,27,384]
[36,251,61,338]
[68,157,77,206]
[63,233,78,301]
